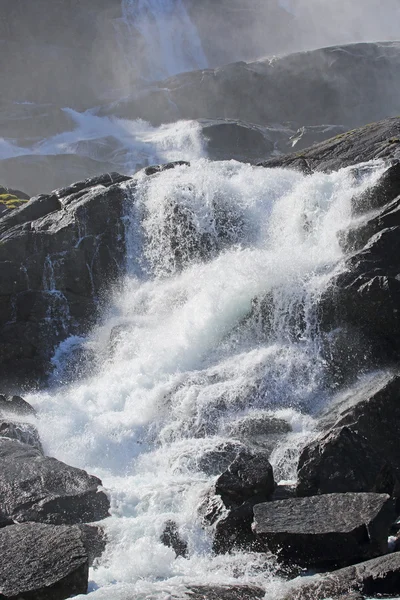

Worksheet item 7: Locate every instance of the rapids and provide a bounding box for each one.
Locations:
[27,158,387,598]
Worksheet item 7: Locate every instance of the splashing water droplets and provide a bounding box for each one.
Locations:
[29,159,387,598]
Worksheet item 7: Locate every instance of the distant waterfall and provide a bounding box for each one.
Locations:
[121,0,208,80]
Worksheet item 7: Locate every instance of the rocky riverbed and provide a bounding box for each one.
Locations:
[2,117,400,598]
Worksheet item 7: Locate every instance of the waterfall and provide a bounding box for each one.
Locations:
[28,158,386,598]
[121,0,208,80]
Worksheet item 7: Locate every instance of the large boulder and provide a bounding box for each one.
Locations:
[215,449,275,509]
[0,172,131,385]
[297,372,400,497]
[0,522,89,600]
[0,438,110,524]
[282,551,400,600]
[201,448,275,553]
[252,493,395,567]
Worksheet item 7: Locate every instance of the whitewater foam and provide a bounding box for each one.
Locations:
[27,158,387,598]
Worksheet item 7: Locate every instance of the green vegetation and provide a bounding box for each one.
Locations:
[0,194,29,210]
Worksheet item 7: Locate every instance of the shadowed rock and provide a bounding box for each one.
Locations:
[282,552,400,600]
[0,438,110,524]
[253,493,395,567]
[297,372,400,497]
[160,520,188,558]
[0,522,89,600]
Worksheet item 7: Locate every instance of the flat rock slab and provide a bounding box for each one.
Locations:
[282,551,400,599]
[253,493,395,567]
[0,522,88,600]
[182,586,265,599]
[0,438,110,524]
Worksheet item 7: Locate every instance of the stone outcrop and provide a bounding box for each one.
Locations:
[0,172,131,386]
[297,373,400,497]
[103,43,400,130]
[182,586,265,600]
[201,448,275,553]
[282,551,400,600]
[253,493,395,567]
[0,522,89,600]
[0,438,110,524]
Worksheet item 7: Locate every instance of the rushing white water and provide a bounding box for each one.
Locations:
[28,158,387,599]
[121,0,208,80]
[0,109,207,172]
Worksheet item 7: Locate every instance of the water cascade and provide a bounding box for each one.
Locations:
[121,0,208,80]
[29,158,387,599]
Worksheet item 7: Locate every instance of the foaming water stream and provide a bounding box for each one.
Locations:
[0,109,207,174]
[28,159,387,598]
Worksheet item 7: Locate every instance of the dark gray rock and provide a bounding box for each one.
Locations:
[225,414,291,453]
[215,449,275,509]
[253,493,395,567]
[0,421,43,452]
[197,442,247,476]
[0,522,89,600]
[0,394,36,417]
[200,448,275,553]
[78,524,107,567]
[0,175,131,385]
[260,116,400,172]
[350,160,400,217]
[103,43,400,132]
[282,551,400,600]
[181,586,265,600]
[0,438,110,524]
[160,520,188,558]
[200,120,274,162]
[297,372,400,497]
[0,193,61,236]
[145,161,190,176]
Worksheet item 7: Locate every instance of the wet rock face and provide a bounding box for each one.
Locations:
[106,43,400,130]
[183,586,265,600]
[253,493,395,568]
[297,373,400,497]
[0,522,89,600]
[215,450,275,508]
[0,172,131,386]
[0,438,110,525]
[282,552,400,600]
[201,447,275,554]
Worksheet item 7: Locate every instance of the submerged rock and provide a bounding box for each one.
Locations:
[253,493,395,567]
[0,438,110,524]
[160,520,188,558]
[0,522,89,600]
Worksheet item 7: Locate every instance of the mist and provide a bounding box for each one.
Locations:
[188,0,400,67]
